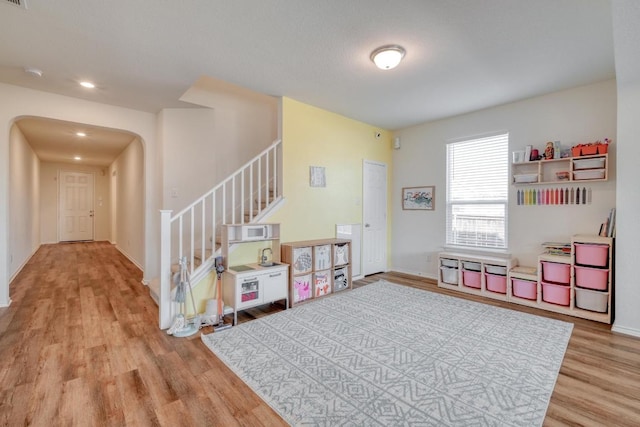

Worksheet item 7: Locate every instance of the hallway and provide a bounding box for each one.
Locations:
[0,242,284,426]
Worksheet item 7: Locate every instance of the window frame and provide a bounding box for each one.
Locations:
[445,132,509,250]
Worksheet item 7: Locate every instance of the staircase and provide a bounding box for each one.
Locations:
[153,140,283,329]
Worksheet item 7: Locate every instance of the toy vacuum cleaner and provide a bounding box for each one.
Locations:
[213,256,232,332]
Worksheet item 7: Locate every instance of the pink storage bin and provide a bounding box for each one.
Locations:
[574,243,608,267]
[574,265,609,291]
[541,261,571,284]
[541,281,570,306]
[511,278,537,300]
[462,270,481,289]
[485,273,506,294]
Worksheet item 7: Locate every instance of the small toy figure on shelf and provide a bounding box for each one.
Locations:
[544,141,554,160]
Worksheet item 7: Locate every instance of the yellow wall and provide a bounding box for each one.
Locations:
[190,97,393,314]
[270,97,393,247]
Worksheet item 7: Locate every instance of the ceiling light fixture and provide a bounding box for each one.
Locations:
[24,67,43,78]
[80,81,95,89]
[370,45,406,70]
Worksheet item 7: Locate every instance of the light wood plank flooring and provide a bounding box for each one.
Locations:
[1,242,638,426]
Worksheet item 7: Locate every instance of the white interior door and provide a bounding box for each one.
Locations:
[59,171,94,242]
[363,160,387,275]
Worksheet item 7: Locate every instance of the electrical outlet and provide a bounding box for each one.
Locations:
[426,253,432,263]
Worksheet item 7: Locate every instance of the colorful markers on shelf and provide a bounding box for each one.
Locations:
[516,187,592,205]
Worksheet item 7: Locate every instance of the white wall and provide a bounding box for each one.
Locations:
[611,0,640,336]
[0,83,158,305]
[392,80,617,277]
[39,162,111,243]
[110,138,145,269]
[8,124,40,281]
[160,106,278,213]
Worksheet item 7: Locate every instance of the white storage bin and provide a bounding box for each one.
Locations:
[575,288,608,313]
[440,266,458,285]
[573,157,606,170]
[573,169,605,180]
[514,173,538,183]
[485,264,507,276]
[461,261,481,272]
[440,258,458,268]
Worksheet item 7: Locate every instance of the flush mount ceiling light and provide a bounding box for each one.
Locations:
[79,81,95,89]
[24,67,43,78]
[370,45,406,70]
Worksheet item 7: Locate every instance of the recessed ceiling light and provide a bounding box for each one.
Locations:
[74,156,82,161]
[370,45,406,70]
[76,132,86,137]
[80,81,95,89]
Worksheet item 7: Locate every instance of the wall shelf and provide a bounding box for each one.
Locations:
[512,154,608,185]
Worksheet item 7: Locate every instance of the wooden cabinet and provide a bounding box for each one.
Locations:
[512,154,608,185]
[281,238,352,307]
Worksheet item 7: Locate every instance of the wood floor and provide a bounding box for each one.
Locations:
[1,242,639,426]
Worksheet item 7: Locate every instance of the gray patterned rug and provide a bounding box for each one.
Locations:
[201,280,572,426]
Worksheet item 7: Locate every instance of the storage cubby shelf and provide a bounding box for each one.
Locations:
[440,235,614,324]
[438,252,517,302]
[281,238,352,307]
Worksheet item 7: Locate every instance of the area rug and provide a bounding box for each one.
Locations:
[201,280,573,426]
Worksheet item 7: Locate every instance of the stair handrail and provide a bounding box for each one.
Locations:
[170,140,281,221]
[159,139,282,329]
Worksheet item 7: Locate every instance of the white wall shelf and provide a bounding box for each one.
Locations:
[512,153,608,185]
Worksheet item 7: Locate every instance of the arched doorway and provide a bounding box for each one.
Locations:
[8,116,145,279]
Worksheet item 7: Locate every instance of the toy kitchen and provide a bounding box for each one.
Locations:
[220,223,289,325]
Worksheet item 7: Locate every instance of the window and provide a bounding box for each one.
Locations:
[446,133,508,249]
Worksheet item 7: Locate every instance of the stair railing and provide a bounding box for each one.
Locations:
[159,139,282,329]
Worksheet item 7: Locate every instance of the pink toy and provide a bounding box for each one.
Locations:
[295,280,311,301]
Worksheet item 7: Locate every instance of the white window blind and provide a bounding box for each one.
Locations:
[446,133,508,249]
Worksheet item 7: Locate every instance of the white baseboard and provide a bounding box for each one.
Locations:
[391,267,438,281]
[0,298,12,308]
[115,245,144,272]
[611,324,640,338]
[9,244,41,285]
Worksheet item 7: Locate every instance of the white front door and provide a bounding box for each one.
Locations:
[363,160,387,275]
[59,171,94,242]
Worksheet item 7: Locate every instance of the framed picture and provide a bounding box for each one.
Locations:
[309,166,326,187]
[402,186,435,210]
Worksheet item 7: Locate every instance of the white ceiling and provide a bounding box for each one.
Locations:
[0,0,615,163]
[15,117,136,167]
